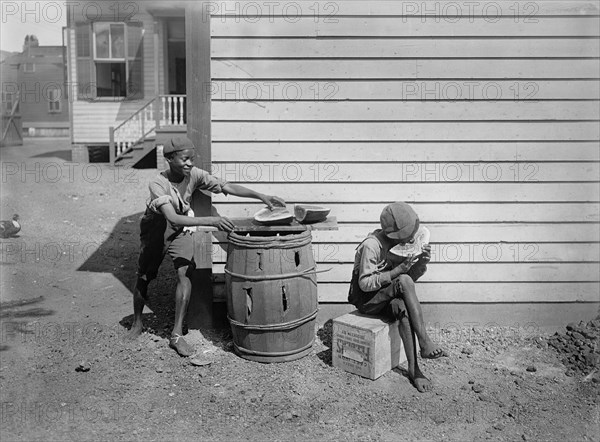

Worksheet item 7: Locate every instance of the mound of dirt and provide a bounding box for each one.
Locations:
[546,318,599,376]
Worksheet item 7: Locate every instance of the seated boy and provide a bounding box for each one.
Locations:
[126,136,285,357]
[348,202,447,392]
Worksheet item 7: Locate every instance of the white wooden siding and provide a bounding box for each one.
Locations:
[209,1,600,304]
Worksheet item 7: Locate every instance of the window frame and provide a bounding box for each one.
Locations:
[2,92,19,114]
[47,88,61,113]
[92,22,127,62]
[75,20,143,101]
[92,22,128,99]
[23,63,35,73]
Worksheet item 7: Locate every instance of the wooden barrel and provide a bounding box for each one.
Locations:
[225,230,318,363]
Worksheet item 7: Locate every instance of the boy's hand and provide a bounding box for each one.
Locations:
[418,244,432,264]
[391,254,419,278]
[210,216,234,232]
[261,195,286,210]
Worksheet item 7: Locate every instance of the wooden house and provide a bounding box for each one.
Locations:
[1,46,69,143]
[1,46,69,137]
[1,51,21,146]
[66,1,600,326]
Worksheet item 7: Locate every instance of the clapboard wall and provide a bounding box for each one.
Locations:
[207,1,600,306]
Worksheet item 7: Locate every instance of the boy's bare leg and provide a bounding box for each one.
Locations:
[124,277,148,340]
[398,316,432,392]
[398,275,447,359]
[169,265,194,356]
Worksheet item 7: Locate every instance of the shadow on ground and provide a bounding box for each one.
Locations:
[317,319,333,366]
[31,150,72,161]
[77,208,228,339]
[76,211,178,338]
[0,296,54,351]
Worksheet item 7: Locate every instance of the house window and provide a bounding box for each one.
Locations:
[2,92,19,114]
[93,22,127,97]
[23,63,35,72]
[48,89,61,113]
[76,21,143,100]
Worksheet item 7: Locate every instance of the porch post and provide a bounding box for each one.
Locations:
[186,2,214,329]
[153,20,160,129]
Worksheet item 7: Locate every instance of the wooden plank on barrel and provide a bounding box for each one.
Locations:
[231,217,306,233]
[303,216,338,231]
[229,216,339,233]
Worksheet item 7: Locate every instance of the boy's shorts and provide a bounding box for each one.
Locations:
[348,271,407,321]
[166,231,195,270]
[136,208,195,282]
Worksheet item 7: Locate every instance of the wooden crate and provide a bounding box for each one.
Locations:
[332,311,407,380]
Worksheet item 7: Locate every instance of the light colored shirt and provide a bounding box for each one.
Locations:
[147,167,229,215]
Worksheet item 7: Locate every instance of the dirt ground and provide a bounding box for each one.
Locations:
[1,138,598,441]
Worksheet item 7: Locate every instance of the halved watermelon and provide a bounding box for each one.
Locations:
[294,204,330,224]
[389,226,430,258]
[253,207,294,225]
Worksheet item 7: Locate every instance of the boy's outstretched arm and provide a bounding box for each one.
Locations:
[159,204,234,232]
[222,183,286,209]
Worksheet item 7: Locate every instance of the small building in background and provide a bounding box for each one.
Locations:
[0,49,21,146]
[1,39,70,140]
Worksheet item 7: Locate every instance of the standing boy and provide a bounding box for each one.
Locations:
[126,136,285,357]
[348,202,447,392]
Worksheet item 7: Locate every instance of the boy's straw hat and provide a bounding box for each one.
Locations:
[163,136,194,156]
[380,202,420,241]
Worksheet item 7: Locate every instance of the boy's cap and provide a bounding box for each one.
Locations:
[163,136,194,156]
[380,202,419,241]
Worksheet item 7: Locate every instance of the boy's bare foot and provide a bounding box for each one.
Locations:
[409,368,433,393]
[124,322,143,341]
[419,340,448,359]
[169,334,194,357]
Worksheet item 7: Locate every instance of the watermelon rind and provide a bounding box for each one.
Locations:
[294,204,331,223]
[253,207,294,225]
[389,226,431,258]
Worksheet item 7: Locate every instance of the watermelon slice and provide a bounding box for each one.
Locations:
[389,226,430,258]
[294,204,331,224]
[253,207,294,225]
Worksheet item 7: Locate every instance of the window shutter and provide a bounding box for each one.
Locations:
[126,22,144,100]
[75,23,95,100]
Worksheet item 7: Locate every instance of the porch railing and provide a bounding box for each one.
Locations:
[109,94,186,163]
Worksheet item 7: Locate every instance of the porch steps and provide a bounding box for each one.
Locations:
[115,137,156,168]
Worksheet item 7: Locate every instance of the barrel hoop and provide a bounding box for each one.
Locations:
[228,309,318,331]
[224,266,330,282]
[233,338,315,357]
[228,230,312,249]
